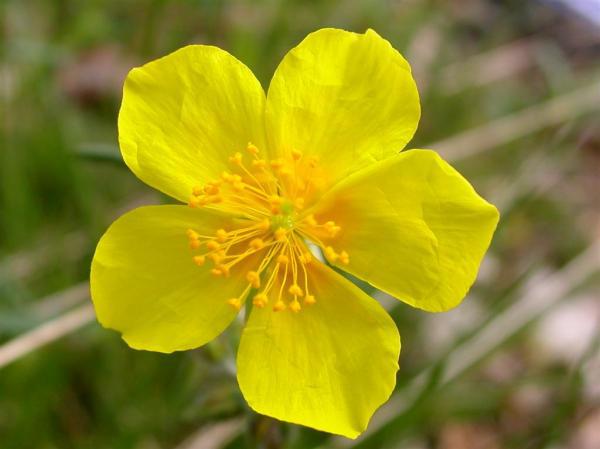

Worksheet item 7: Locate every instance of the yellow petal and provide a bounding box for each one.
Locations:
[314,149,499,312]
[91,205,245,353]
[119,45,266,203]
[266,28,420,191]
[237,262,400,438]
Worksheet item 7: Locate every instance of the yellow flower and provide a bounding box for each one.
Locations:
[91,28,499,438]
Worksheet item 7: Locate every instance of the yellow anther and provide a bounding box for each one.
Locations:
[339,250,350,265]
[277,254,289,264]
[189,239,201,250]
[217,264,230,277]
[186,229,199,240]
[290,300,301,313]
[216,229,228,243]
[324,221,341,237]
[270,159,284,169]
[227,297,242,310]
[246,271,261,288]
[259,218,271,231]
[307,156,319,168]
[192,255,206,266]
[246,142,259,155]
[268,195,283,206]
[249,238,265,250]
[274,228,287,242]
[253,293,268,308]
[273,300,286,312]
[288,284,304,297]
[203,184,219,195]
[291,149,302,160]
[221,171,233,182]
[278,167,293,178]
[209,251,225,264]
[299,252,312,264]
[208,195,223,204]
[196,196,210,207]
[252,159,266,168]
[232,181,245,191]
[268,195,283,213]
[295,198,305,210]
[305,214,317,226]
[206,240,220,251]
[211,267,223,277]
[228,152,243,165]
[304,294,316,305]
[230,174,242,183]
[325,246,338,262]
[188,196,201,208]
[192,186,204,196]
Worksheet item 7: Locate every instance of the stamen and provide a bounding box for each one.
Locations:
[193,255,206,266]
[186,143,348,314]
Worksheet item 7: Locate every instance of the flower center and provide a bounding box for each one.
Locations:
[185,143,348,313]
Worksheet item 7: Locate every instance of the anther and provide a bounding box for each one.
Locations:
[290,300,301,313]
[253,293,268,308]
[209,251,225,263]
[325,246,338,262]
[228,152,243,165]
[306,214,317,226]
[211,268,223,277]
[277,254,289,264]
[189,240,201,250]
[273,300,286,312]
[206,240,220,251]
[259,219,271,231]
[246,271,261,288]
[288,284,304,297]
[192,186,204,196]
[217,264,230,277]
[203,184,219,195]
[278,167,292,178]
[215,229,228,243]
[227,297,242,310]
[252,159,266,168]
[304,295,316,305]
[246,142,259,155]
[186,229,199,240]
[189,196,201,208]
[291,149,302,161]
[324,221,341,237]
[192,255,206,266]
[249,238,265,250]
[339,251,350,265]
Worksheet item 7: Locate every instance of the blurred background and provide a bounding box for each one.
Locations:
[1,0,599,448]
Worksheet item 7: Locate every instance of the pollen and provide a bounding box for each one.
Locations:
[185,143,349,314]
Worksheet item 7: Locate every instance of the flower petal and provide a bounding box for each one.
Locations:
[91,205,245,353]
[313,149,499,312]
[237,262,400,438]
[266,28,420,191]
[119,45,266,202]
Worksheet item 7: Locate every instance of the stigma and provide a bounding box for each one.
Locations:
[186,143,349,313]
